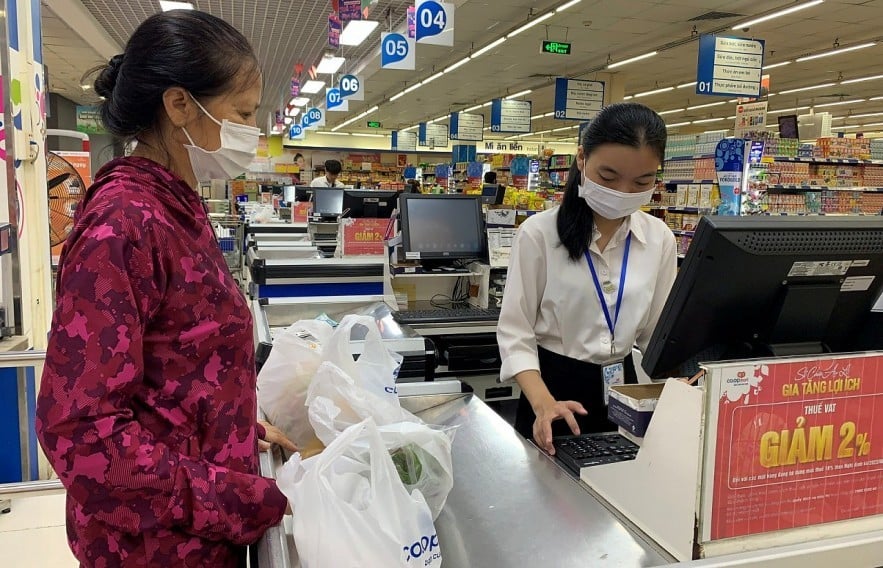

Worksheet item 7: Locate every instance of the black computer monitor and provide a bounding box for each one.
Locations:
[311,188,344,218]
[778,114,800,139]
[398,194,485,265]
[481,183,506,205]
[642,216,883,379]
[294,185,315,202]
[342,189,399,218]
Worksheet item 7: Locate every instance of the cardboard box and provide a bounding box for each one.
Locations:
[608,383,665,438]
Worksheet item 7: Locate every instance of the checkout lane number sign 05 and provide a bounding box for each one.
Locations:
[381,32,416,70]
[415,0,454,46]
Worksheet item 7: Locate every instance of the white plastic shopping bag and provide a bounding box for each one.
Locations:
[323,314,404,399]
[306,362,455,519]
[257,320,335,448]
[278,418,443,568]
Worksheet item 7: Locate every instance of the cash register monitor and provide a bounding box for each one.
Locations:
[311,188,344,219]
[642,216,883,379]
[283,185,296,204]
[342,189,398,218]
[481,183,506,205]
[398,194,485,265]
[294,185,315,202]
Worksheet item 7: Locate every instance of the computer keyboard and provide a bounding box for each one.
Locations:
[553,433,639,472]
[392,307,501,325]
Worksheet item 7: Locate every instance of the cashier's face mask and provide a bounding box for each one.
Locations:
[182,95,261,182]
[578,159,654,220]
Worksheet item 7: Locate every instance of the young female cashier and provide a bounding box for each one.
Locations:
[497,102,677,454]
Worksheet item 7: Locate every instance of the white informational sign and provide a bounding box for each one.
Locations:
[301,107,325,129]
[288,123,305,140]
[449,112,484,141]
[415,0,454,46]
[554,78,604,121]
[339,74,365,101]
[419,123,448,147]
[696,34,765,98]
[734,101,768,138]
[490,99,531,133]
[477,140,543,155]
[326,87,349,112]
[381,32,416,70]
[392,131,418,151]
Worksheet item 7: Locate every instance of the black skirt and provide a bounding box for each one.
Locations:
[514,346,638,440]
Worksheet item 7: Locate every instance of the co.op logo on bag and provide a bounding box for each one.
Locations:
[403,534,440,565]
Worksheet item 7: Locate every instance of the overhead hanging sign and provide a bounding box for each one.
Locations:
[328,13,341,48]
[76,105,104,134]
[490,99,531,133]
[554,78,605,121]
[290,79,300,97]
[407,5,417,38]
[301,107,325,129]
[339,74,364,101]
[418,123,448,147]
[542,40,572,55]
[380,32,416,70]
[337,0,362,22]
[288,123,305,140]
[326,87,348,112]
[392,130,418,151]
[734,100,768,138]
[696,34,765,97]
[415,0,454,46]
[478,140,543,155]
[449,112,484,142]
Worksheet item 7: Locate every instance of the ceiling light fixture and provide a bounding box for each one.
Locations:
[767,106,810,114]
[687,101,726,110]
[504,89,532,99]
[608,51,657,69]
[692,117,725,124]
[763,61,792,70]
[507,12,556,38]
[285,107,301,117]
[731,0,824,30]
[316,56,346,74]
[847,111,883,119]
[471,37,507,59]
[331,105,380,131]
[797,42,876,62]
[658,108,685,115]
[339,20,379,46]
[778,82,836,94]
[861,122,883,127]
[635,86,674,98]
[841,74,883,85]
[422,72,445,85]
[159,1,193,10]
[283,117,292,125]
[351,133,386,138]
[390,92,406,101]
[623,95,634,100]
[677,81,697,89]
[290,97,310,107]
[666,121,691,128]
[556,0,582,12]
[814,98,866,108]
[552,126,571,132]
[317,131,351,136]
[833,125,861,130]
[444,57,471,73]
[301,80,326,94]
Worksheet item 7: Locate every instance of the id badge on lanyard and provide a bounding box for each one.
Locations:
[585,232,632,405]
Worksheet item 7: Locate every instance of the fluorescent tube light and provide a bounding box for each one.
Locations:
[623,95,634,100]
[301,80,326,94]
[608,51,657,69]
[403,83,423,95]
[552,126,571,132]
[556,0,582,12]
[763,61,792,70]
[778,82,836,94]
[860,122,883,127]
[814,98,866,108]
[316,131,350,136]
[351,133,386,138]
[797,42,876,62]
[833,125,860,130]
[283,117,292,125]
[422,72,445,86]
[530,114,545,120]
[841,74,883,84]
[635,86,674,98]
[847,112,883,119]
[471,37,506,59]
[159,1,193,10]
[677,81,697,89]
[767,106,810,114]
[731,0,824,29]
[390,92,406,101]
[504,89,532,99]
[692,117,725,124]
[507,12,556,38]
[658,108,684,115]
[316,56,346,74]
[444,58,471,74]
[687,101,726,110]
[667,121,691,127]
[339,20,379,46]
[726,115,737,119]
[543,112,554,117]
[290,97,310,107]
[464,104,484,113]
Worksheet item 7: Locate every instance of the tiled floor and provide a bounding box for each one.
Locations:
[0,493,77,567]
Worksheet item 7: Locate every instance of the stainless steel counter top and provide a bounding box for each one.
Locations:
[257,392,674,567]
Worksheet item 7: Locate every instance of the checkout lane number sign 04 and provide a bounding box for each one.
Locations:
[381,32,416,70]
[415,0,454,46]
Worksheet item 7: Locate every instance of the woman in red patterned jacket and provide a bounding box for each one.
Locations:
[35,10,296,567]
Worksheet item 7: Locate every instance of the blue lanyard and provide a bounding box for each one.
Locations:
[585,232,632,354]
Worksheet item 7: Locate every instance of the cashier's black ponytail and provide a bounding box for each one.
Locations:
[557,103,667,261]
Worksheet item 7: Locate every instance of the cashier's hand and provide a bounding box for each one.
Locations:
[259,420,298,453]
[534,400,587,455]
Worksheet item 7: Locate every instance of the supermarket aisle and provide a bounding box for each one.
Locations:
[0,493,76,567]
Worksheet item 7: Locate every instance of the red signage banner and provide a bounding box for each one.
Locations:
[341,217,389,256]
[708,353,883,540]
[293,201,312,223]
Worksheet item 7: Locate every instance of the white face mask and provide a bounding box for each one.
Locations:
[182,96,261,182]
[578,163,654,220]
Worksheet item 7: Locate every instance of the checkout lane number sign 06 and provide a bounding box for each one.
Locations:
[381,32,416,70]
[340,74,364,101]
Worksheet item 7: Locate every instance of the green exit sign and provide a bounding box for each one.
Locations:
[367,121,382,128]
[542,41,572,55]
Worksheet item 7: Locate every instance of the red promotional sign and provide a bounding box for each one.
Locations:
[708,354,883,540]
[341,217,389,256]
[293,201,312,223]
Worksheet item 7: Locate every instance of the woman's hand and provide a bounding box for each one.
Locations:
[258,420,298,453]
[533,400,588,455]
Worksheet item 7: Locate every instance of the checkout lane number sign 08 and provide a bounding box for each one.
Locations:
[381,32,416,70]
